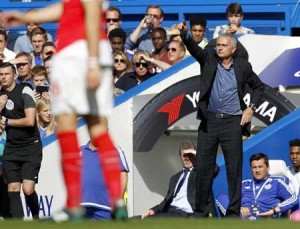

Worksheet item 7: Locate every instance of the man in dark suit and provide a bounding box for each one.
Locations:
[141,140,219,219]
[178,22,264,217]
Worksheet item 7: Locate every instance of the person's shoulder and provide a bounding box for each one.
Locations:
[15,34,27,41]
[117,72,134,82]
[170,170,183,180]
[214,24,228,31]
[233,56,250,66]
[241,26,255,34]
[242,179,252,185]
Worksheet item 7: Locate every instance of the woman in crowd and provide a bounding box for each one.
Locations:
[36,98,56,139]
[113,51,132,83]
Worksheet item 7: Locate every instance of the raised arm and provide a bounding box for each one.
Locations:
[2,3,63,26]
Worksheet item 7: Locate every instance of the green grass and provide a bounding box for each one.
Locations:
[1,218,300,229]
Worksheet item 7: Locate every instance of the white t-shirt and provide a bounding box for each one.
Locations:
[286,166,300,196]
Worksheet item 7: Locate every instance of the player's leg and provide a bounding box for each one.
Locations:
[22,180,39,219]
[56,114,82,211]
[3,160,24,218]
[22,149,42,219]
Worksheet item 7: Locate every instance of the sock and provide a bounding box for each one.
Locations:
[25,191,39,219]
[92,132,121,206]
[57,131,81,209]
[8,192,24,218]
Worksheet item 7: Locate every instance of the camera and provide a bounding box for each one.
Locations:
[145,17,152,24]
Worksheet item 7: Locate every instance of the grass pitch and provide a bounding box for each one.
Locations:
[0,218,299,229]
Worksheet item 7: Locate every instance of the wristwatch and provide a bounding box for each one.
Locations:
[5,118,9,128]
[249,103,257,112]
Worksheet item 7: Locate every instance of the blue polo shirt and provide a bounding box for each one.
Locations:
[208,61,242,115]
[80,142,129,219]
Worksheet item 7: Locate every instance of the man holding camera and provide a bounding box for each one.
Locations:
[125,5,165,54]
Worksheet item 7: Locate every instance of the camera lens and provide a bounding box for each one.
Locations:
[146,18,152,24]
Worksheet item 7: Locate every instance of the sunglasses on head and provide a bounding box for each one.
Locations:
[114,58,125,64]
[106,18,120,23]
[167,47,177,52]
[135,62,148,68]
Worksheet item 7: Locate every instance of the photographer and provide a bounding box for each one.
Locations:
[125,5,165,53]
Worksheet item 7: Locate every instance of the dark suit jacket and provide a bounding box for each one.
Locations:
[151,168,197,214]
[181,34,264,136]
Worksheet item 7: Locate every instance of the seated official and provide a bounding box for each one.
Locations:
[241,153,297,220]
[141,140,219,219]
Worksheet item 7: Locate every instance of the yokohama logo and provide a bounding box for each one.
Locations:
[157,93,186,125]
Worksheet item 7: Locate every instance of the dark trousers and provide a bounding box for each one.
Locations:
[148,206,192,218]
[195,114,242,217]
[0,164,11,218]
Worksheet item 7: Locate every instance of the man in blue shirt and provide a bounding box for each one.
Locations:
[80,141,129,220]
[241,153,297,219]
[178,23,264,217]
[125,5,165,54]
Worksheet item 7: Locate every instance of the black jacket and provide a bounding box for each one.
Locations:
[181,34,264,136]
[151,168,197,213]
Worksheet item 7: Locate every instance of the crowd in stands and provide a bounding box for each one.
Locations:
[1,2,257,98]
[0,2,299,221]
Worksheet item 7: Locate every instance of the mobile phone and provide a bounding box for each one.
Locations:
[36,85,49,94]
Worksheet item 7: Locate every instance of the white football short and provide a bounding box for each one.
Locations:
[50,40,113,117]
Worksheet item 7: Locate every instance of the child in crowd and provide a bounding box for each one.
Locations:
[31,65,50,101]
[213,2,255,39]
[36,98,56,139]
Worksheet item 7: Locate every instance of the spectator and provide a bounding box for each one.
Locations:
[166,40,186,65]
[150,27,171,72]
[29,27,48,67]
[0,29,16,63]
[241,153,297,219]
[43,55,52,75]
[213,3,255,39]
[125,5,165,53]
[36,98,55,139]
[113,51,132,83]
[178,23,264,217]
[10,52,34,88]
[108,28,133,62]
[0,62,42,219]
[14,9,53,54]
[189,15,208,49]
[141,140,219,219]
[81,141,129,220]
[139,40,186,72]
[286,139,300,210]
[41,41,56,61]
[106,6,123,34]
[115,50,154,92]
[31,65,50,101]
[0,10,17,52]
